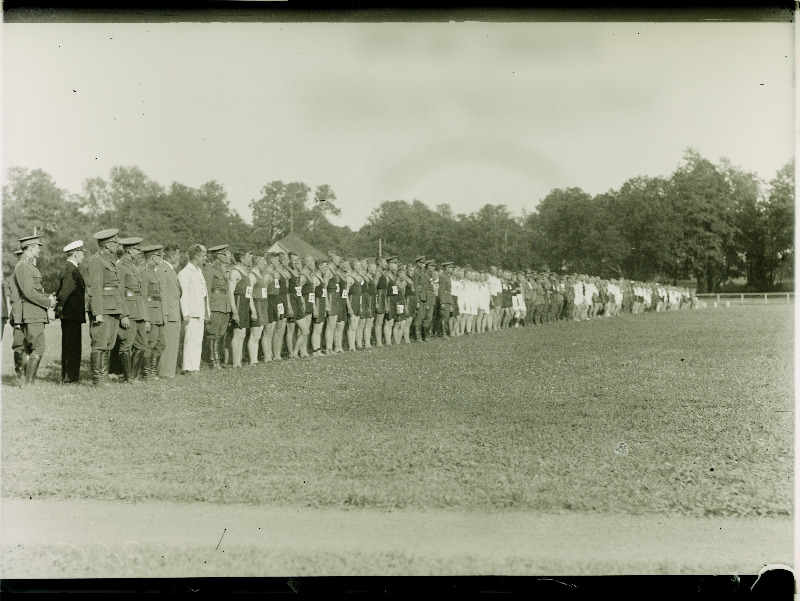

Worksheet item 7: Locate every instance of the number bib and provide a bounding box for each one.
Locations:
[295,286,302,297]
[397,304,404,314]
[277,303,285,316]
[341,289,349,299]
[261,288,268,298]
[245,286,253,299]
[308,292,316,303]
[322,289,327,298]
[392,285,398,295]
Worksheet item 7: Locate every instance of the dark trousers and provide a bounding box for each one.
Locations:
[61,319,82,382]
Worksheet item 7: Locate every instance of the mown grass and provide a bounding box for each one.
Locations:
[1,306,793,517]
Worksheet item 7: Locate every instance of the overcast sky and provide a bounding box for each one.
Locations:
[3,21,794,230]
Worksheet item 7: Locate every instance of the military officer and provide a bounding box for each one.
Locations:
[411,256,428,341]
[203,244,232,369]
[7,249,29,378]
[116,237,150,383]
[12,234,57,386]
[437,262,454,338]
[155,243,182,378]
[55,240,87,383]
[140,245,166,379]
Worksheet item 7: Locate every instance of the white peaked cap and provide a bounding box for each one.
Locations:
[63,240,84,252]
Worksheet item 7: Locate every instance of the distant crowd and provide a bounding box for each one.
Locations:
[4,229,696,386]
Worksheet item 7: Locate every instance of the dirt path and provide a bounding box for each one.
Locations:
[1,498,792,577]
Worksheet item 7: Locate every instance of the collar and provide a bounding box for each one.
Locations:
[164,260,174,269]
[67,257,79,267]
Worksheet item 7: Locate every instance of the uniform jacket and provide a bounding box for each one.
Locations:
[141,266,164,325]
[155,261,182,322]
[178,261,209,319]
[204,261,231,313]
[2,277,9,321]
[117,256,148,321]
[86,249,124,317]
[55,260,86,323]
[438,272,452,304]
[13,257,51,324]
[413,271,429,302]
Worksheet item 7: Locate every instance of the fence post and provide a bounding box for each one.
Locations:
[717,294,720,304]
[741,294,744,305]
[764,294,768,305]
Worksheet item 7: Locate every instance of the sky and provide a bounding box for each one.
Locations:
[3,21,795,231]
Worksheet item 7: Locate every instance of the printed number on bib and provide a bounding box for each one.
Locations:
[277,303,285,316]
[261,288,268,298]
[322,289,327,298]
[308,292,316,303]
[336,283,340,293]
[392,285,398,295]
[245,286,253,299]
[274,278,280,288]
[295,286,302,297]
[397,304,404,314]
[341,289,349,299]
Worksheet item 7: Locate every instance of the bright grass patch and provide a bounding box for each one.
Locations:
[1,306,793,517]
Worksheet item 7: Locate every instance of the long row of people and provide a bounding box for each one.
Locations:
[4,229,695,386]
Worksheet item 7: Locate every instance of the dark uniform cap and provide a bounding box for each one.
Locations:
[119,237,144,248]
[93,228,119,241]
[13,249,23,256]
[141,244,164,255]
[208,244,229,253]
[19,235,44,248]
[414,256,426,263]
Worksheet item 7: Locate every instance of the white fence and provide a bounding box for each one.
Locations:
[695,292,794,306]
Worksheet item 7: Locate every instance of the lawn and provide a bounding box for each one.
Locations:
[1,306,793,518]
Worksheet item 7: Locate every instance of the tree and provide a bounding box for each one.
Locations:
[668,149,740,292]
[3,167,91,290]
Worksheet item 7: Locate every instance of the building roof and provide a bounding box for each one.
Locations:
[267,232,328,261]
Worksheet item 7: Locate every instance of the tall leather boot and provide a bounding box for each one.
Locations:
[13,349,25,377]
[24,353,42,386]
[120,350,132,383]
[129,349,145,382]
[149,351,162,379]
[101,350,110,384]
[421,325,428,342]
[90,350,104,386]
[209,339,221,369]
[139,349,152,380]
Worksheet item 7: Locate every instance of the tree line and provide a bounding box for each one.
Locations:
[2,148,793,293]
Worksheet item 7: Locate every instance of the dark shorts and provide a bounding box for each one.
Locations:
[267,295,282,323]
[375,290,386,315]
[291,290,306,319]
[251,298,268,328]
[233,295,250,327]
[386,297,398,321]
[326,291,340,317]
[361,294,375,319]
[502,290,512,309]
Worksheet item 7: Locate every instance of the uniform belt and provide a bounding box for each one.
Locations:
[103,286,119,291]
[124,291,141,297]
[210,287,227,293]
[147,296,162,301]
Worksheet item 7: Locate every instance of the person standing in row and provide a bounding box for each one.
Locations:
[309,257,327,356]
[55,240,86,384]
[116,237,150,383]
[203,244,232,370]
[438,261,453,338]
[85,229,126,387]
[139,245,166,380]
[13,234,57,387]
[178,244,209,375]
[291,256,314,359]
[247,254,267,365]
[155,243,182,378]
[228,250,255,369]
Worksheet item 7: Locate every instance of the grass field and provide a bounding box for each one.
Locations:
[1,306,793,518]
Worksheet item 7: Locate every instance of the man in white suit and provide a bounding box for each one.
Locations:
[177,244,209,374]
